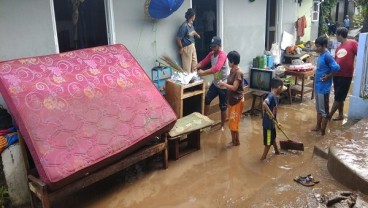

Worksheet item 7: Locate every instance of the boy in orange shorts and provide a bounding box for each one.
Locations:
[218,51,244,146]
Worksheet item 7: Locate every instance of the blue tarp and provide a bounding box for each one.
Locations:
[145,0,184,19]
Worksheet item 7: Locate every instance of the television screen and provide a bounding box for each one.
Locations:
[249,68,275,92]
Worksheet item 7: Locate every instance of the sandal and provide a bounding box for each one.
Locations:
[294,174,319,187]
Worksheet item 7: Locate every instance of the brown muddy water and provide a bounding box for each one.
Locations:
[54,94,368,208]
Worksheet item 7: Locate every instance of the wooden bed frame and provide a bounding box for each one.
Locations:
[19,133,168,208]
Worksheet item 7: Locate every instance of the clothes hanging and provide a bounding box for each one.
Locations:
[297,15,307,37]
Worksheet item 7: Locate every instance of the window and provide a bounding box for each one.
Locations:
[53,0,111,52]
[312,1,320,22]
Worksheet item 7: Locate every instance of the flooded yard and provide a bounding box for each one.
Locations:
[54,94,368,208]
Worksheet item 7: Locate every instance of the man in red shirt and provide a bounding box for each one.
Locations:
[330,27,358,120]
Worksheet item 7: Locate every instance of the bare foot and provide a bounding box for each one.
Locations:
[332,116,343,121]
[260,156,266,161]
[311,127,320,132]
[321,129,326,136]
[227,142,234,148]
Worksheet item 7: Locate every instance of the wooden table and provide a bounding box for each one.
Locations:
[284,69,315,102]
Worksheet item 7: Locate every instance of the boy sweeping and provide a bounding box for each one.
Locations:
[260,78,283,161]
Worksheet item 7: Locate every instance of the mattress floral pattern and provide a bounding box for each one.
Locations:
[0,44,177,185]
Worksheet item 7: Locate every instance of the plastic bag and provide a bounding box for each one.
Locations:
[270,43,281,65]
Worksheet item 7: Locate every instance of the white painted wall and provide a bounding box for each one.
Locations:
[297,0,313,42]
[348,33,368,119]
[0,0,57,61]
[0,0,308,94]
[281,0,298,41]
[222,0,267,80]
[112,0,187,72]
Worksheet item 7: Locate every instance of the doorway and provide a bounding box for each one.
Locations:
[265,0,277,51]
[192,0,217,61]
[53,0,108,53]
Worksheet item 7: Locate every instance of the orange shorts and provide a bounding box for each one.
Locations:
[228,98,244,132]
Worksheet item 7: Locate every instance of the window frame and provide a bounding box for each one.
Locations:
[312,1,320,22]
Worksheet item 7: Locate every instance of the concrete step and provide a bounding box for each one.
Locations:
[313,117,368,194]
[327,117,368,195]
[313,118,359,159]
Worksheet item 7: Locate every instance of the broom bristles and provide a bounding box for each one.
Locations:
[159,55,185,73]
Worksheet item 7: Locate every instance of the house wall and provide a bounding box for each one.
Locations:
[112,0,185,73]
[113,0,268,80]
[348,33,368,119]
[297,0,313,42]
[281,0,298,40]
[222,0,267,79]
[0,0,57,61]
[0,0,57,108]
[0,0,304,106]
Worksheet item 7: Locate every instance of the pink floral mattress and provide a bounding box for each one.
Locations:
[0,44,177,189]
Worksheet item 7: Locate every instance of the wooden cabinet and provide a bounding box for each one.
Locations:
[165,80,205,118]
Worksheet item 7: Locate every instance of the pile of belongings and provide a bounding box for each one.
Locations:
[287,62,314,72]
[285,45,302,55]
[310,191,358,208]
[0,105,18,153]
[157,55,201,85]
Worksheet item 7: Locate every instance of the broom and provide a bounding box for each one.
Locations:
[265,110,304,151]
[158,55,185,73]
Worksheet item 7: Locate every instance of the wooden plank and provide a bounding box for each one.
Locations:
[25,137,168,207]
[182,90,204,99]
[47,141,166,201]
[165,80,182,117]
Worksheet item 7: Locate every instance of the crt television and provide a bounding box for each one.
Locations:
[249,68,276,92]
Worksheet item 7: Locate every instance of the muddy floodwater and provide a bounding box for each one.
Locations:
[54,94,368,208]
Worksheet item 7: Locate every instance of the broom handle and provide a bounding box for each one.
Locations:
[265,110,291,141]
[276,124,291,140]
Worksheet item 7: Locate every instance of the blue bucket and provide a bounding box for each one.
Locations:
[267,55,274,69]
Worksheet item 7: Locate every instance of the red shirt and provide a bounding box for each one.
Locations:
[334,39,358,77]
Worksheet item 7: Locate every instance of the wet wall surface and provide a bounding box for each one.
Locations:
[54,94,368,208]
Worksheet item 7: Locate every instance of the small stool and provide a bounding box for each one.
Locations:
[168,130,200,160]
[167,112,214,160]
[244,91,267,116]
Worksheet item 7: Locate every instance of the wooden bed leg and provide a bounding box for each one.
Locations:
[29,176,50,208]
[29,191,38,208]
[40,185,50,208]
[162,134,168,169]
